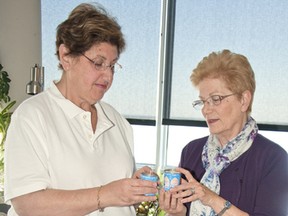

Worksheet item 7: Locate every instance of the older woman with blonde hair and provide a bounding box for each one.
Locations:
[159,50,288,216]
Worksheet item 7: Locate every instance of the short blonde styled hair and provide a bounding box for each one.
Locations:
[190,50,256,113]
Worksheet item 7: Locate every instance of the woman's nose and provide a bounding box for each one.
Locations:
[202,102,213,115]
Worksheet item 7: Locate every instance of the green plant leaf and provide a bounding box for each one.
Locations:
[0,64,16,189]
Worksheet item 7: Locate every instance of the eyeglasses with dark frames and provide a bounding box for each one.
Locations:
[192,93,236,110]
[81,53,122,74]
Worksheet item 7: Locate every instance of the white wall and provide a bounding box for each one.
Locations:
[0,0,41,109]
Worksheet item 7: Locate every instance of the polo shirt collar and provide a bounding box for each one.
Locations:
[48,82,114,131]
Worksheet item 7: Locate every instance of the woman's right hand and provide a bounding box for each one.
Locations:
[10,178,158,216]
[158,187,187,216]
[100,177,158,208]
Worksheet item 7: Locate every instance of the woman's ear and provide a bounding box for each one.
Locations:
[240,90,252,112]
[59,44,70,70]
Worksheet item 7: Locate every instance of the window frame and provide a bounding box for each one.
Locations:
[41,0,288,169]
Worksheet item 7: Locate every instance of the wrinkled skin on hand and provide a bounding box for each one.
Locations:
[102,178,158,207]
[101,166,159,207]
[171,168,218,207]
[159,188,187,216]
[158,167,219,216]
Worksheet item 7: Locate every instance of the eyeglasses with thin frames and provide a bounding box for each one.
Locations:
[81,53,122,74]
[192,93,236,110]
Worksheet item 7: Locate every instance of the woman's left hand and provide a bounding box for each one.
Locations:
[170,167,218,207]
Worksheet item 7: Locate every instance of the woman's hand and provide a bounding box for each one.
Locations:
[158,187,187,216]
[101,176,158,207]
[10,177,158,216]
[170,167,218,207]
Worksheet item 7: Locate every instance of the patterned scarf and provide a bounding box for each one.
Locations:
[189,116,258,216]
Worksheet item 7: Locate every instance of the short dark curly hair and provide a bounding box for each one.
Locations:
[55,3,126,69]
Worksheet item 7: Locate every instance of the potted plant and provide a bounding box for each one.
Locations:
[0,64,16,194]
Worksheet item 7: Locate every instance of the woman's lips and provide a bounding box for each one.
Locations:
[207,118,218,124]
[95,83,108,90]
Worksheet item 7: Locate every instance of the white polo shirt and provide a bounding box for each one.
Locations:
[4,82,136,215]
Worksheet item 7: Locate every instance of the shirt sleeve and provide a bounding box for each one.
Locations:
[4,108,50,203]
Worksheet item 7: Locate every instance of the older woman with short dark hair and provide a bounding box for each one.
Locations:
[4,3,157,216]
